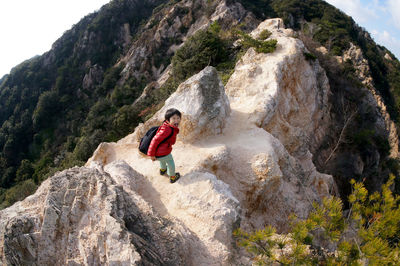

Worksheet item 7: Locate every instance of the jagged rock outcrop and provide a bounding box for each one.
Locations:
[339,42,399,159]
[102,161,242,265]
[223,18,335,227]
[87,66,240,264]
[384,53,393,61]
[120,0,257,81]
[0,164,188,265]
[130,66,231,143]
[1,17,337,265]
[227,19,332,159]
[88,17,334,240]
[82,64,104,90]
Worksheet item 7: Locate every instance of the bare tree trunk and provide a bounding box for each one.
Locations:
[327,35,337,53]
[325,94,357,164]
[324,111,356,164]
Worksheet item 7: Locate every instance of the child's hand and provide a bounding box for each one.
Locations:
[151,156,156,161]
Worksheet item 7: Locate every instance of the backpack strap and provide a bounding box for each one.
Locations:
[159,127,174,145]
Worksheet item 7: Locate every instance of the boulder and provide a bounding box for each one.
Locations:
[226,18,331,159]
[0,165,187,265]
[123,66,230,144]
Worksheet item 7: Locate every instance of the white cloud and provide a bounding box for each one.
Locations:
[0,0,110,77]
[325,0,378,24]
[388,0,400,30]
[371,29,400,60]
[326,0,400,60]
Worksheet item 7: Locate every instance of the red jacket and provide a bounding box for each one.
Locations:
[147,121,179,157]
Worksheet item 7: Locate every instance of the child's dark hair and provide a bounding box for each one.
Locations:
[165,108,182,121]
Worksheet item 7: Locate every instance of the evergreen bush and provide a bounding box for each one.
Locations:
[234,176,400,265]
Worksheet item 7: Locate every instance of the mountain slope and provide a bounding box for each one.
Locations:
[0,0,177,207]
[88,19,335,230]
[1,20,336,264]
[1,0,400,263]
[0,0,256,208]
[0,0,400,211]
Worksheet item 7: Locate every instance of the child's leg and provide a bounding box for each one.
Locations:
[160,154,180,183]
[163,154,175,177]
[159,159,167,171]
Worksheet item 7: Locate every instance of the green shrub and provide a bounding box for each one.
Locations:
[374,135,391,157]
[0,179,37,209]
[32,91,60,130]
[73,130,105,162]
[258,29,272,40]
[32,153,53,183]
[351,129,375,148]
[216,52,243,85]
[111,76,145,107]
[234,176,400,265]
[1,167,15,188]
[235,30,277,54]
[16,159,34,182]
[172,27,229,80]
[217,66,235,85]
[385,158,400,178]
[303,52,317,61]
[112,105,141,136]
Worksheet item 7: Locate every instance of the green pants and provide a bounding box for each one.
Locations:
[157,153,175,177]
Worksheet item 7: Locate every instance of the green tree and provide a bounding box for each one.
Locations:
[234,30,277,54]
[234,175,400,265]
[32,90,60,130]
[171,27,229,80]
[16,159,34,182]
[0,179,37,209]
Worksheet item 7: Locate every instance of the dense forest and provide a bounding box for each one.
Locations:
[0,0,167,207]
[1,0,400,209]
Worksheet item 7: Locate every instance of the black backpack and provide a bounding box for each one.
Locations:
[139,126,174,155]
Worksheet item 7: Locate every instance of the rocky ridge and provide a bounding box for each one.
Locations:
[1,15,393,265]
[0,18,335,265]
[0,166,188,265]
[119,0,257,82]
[339,43,399,159]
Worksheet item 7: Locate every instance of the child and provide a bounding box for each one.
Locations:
[147,108,181,183]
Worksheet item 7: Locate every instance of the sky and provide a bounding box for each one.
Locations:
[0,0,400,78]
[0,0,110,78]
[325,0,400,59]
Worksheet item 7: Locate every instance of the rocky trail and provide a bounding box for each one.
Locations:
[1,18,336,265]
[85,19,335,264]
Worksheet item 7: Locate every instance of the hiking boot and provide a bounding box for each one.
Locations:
[170,173,181,183]
[160,168,167,176]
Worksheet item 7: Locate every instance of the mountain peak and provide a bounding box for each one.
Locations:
[1,0,400,264]
[0,18,337,264]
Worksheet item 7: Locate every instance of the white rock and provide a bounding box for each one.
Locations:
[166,171,241,263]
[222,18,335,228]
[0,166,188,265]
[2,18,340,265]
[121,66,231,145]
[83,18,337,261]
[226,18,331,158]
[384,53,393,61]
